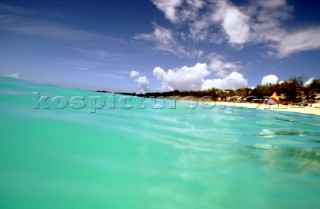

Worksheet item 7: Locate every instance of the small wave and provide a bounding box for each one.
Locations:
[259,129,275,138]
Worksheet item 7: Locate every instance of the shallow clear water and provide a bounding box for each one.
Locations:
[1,77,320,209]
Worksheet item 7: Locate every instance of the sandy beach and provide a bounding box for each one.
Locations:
[167,96,320,116]
[208,101,320,116]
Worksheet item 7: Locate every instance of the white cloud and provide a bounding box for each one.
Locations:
[304,77,315,86]
[207,53,241,77]
[130,70,140,78]
[130,71,149,94]
[151,0,320,58]
[135,76,150,94]
[276,28,320,58]
[152,0,204,24]
[5,73,20,79]
[247,0,320,58]
[151,0,183,23]
[187,0,203,9]
[211,0,227,22]
[196,50,204,58]
[261,75,279,85]
[221,7,250,45]
[189,17,211,41]
[246,1,320,58]
[191,0,251,46]
[153,63,210,91]
[245,0,303,57]
[71,48,109,59]
[152,59,245,91]
[134,24,191,57]
[202,72,248,90]
[210,0,250,46]
[188,17,226,44]
[152,0,213,43]
[153,67,166,81]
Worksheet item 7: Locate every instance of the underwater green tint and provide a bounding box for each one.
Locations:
[1,77,320,209]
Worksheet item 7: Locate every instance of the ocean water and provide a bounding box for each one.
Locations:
[1,76,320,209]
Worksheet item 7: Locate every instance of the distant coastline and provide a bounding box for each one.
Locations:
[95,91,320,116]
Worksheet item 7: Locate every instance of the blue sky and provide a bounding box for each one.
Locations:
[1,0,320,93]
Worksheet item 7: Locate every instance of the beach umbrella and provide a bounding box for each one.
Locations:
[268,92,280,105]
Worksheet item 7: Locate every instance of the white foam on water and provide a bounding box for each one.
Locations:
[259,129,275,138]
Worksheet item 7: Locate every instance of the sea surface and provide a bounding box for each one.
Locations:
[1,77,320,209]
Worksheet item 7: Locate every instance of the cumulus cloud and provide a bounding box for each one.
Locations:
[261,75,279,85]
[130,70,140,78]
[152,62,247,91]
[153,63,210,91]
[130,70,149,94]
[6,73,20,79]
[202,72,248,90]
[134,24,191,57]
[135,76,149,94]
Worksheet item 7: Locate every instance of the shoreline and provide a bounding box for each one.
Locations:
[103,94,320,116]
[204,101,320,116]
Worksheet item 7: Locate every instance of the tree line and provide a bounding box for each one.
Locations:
[108,76,320,104]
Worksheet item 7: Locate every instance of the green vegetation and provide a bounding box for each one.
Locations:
[112,77,320,104]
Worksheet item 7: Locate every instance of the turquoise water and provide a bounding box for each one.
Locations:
[1,77,320,209]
